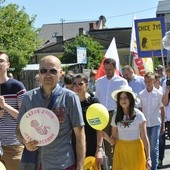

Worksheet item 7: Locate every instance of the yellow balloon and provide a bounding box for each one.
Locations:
[84,156,101,170]
[0,161,6,170]
[86,103,109,130]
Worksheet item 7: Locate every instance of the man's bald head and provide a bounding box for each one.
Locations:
[40,55,61,70]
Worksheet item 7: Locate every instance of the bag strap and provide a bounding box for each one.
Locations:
[48,85,63,110]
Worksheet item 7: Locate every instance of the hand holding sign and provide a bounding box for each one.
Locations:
[86,103,109,130]
[20,107,60,146]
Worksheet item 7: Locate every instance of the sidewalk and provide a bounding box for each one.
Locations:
[159,139,170,169]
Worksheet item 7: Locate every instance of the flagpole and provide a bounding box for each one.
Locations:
[129,54,132,66]
[161,47,166,71]
[160,40,166,73]
[151,50,155,73]
[129,14,135,67]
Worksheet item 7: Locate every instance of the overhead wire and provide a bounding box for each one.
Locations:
[64,1,170,23]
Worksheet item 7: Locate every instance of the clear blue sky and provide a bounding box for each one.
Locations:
[4,0,160,29]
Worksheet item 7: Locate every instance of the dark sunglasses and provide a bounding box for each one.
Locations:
[40,68,58,75]
[73,82,84,87]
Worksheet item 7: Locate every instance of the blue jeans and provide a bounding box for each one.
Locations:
[147,125,160,170]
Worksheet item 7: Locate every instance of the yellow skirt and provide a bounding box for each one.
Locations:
[112,139,146,170]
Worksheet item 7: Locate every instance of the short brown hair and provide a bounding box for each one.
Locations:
[89,70,97,78]
[144,72,155,79]
[73,73,88,83]
[103,58,116,68]
[166,66,170,73]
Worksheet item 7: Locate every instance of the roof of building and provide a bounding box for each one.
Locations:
[156,0,170,14]
[35,27,131,55]
[23,63,78,70]
[38,20,98,45]
[89,27,131,49]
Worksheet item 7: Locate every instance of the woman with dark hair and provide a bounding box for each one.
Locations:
[102,85,151,170]
[73,73,98,157]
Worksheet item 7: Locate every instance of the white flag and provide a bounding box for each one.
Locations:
[130,15,153,76]
[96,37,122,79]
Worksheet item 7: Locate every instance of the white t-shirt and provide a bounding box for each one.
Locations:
[95,75,128,111]
[111,108,146,140]
[138,87,163,127]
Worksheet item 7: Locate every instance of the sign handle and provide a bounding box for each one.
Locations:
[151,50,155,73]
[160,45,166,73]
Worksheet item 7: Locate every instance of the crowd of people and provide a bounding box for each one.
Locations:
[0,51,169,170]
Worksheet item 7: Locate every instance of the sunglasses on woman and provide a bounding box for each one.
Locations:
[73,82,84,87]
[40,68,58,75]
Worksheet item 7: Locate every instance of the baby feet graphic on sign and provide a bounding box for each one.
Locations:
[31,120,50,135]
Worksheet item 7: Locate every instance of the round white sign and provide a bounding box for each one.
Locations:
[20,107,60,146]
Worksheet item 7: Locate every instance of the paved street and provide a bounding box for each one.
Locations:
[159,139,170,169]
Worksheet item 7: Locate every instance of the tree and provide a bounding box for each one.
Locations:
[61,34,103,70]
[0,2,40,75]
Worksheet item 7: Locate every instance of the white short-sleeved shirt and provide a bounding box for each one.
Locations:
[138,87,163,127]
[95,75,128,111]
[162,80,170,121]
[111,108,146,140]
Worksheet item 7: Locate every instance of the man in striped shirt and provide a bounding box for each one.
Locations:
[0,51,26,170]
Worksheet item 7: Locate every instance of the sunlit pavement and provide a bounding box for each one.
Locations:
[158,139,170,169]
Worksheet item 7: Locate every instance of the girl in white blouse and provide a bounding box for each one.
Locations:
[102,85,151,170]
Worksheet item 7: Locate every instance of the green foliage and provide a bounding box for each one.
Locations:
[61,35,103,69]
[0,3,40,74]
[153,57,162,68]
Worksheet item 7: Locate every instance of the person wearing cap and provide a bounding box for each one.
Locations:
[0,51,26,170]
[95,58,128,168]
[16,55,86,170]
[138,72,165,170]
[156,65,166,86]
[102,85,151,170]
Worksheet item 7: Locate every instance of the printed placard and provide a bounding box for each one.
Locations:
[20,107,60,146]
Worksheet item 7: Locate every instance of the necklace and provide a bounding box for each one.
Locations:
[120,115,134,128]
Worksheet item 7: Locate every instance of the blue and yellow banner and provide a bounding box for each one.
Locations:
[135,17,167,57]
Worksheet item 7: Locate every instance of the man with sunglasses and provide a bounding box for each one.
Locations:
[0,51,26,170]
[16,55,86,170]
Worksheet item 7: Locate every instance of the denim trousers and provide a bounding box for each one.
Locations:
[147,125,160,170]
